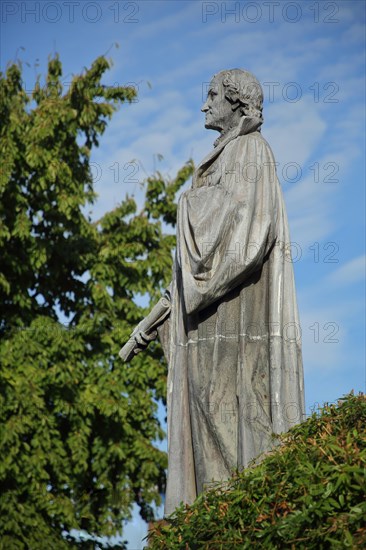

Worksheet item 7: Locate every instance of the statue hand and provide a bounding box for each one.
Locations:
[133,329,158,354]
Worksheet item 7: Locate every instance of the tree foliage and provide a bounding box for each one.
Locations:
[0,55,194,548]
[148,393,366,549]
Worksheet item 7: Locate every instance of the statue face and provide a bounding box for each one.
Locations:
[201,75,235,133]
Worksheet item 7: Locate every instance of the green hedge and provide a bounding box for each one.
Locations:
[148,393,366,549]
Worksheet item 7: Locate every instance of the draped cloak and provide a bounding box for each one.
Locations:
[161,116,305,516]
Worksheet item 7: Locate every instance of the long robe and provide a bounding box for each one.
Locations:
[162,116,305,515]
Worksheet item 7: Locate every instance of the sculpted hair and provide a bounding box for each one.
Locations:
[221,69,264,121]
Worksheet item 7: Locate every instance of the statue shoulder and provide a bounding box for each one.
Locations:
[231,131,275,162]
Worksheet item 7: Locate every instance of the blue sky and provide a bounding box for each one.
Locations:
[1,0,365,547]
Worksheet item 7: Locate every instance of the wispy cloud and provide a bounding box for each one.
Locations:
[328,255,366,286]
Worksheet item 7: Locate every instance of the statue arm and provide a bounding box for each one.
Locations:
[119,286,171,362]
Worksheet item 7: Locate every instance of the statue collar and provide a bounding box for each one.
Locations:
[194,116,263,185]
[213,116,262,148]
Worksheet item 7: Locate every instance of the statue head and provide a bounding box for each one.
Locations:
[201,69,263,135]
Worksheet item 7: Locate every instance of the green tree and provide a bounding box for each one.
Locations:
[0,55,194,548]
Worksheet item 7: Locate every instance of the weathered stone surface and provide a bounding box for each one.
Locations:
[123,69,305,517]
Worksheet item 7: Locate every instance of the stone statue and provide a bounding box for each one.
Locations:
[120,69,305,516]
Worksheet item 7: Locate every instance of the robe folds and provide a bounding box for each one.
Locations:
[162,116,305,516]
